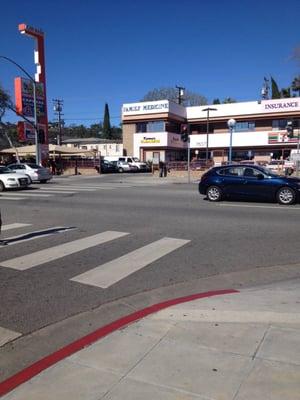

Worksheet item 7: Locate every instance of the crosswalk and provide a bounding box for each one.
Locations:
[0,223,190,285]
[0,221,190,346]
[0,180,165,201]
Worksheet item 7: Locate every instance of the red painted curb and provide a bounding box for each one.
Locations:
[0,289,238,397]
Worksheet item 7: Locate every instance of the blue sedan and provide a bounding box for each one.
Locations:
[199,164,300,205]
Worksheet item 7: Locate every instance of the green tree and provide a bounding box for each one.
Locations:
[222,97,237,104]
[141,87,207,106]
[102,103,112,139]
[280,87,291,98]
[271,77,281,99]
[291,76,300,96]
[212,98,221,104]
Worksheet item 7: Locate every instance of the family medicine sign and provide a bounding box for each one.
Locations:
[122,100,169,116]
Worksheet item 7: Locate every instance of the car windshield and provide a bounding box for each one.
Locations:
[0,167,14,174]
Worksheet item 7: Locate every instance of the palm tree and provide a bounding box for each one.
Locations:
[291,76,300,96]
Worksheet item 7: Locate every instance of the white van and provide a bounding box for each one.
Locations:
[103,156,148,171]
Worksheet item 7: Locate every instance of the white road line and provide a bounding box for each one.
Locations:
[1,226,77,247]
[218,203,300,210]
[0,231,129,270]
[0,326,21,347]
[0,192,52,197]
[33,190,76,194]
[39,187,96,192]
[0,197,26,201]
[1,223,32,231]
[71,237,190,289]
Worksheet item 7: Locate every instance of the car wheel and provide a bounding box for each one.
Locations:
[276,187,296,205]
[206,185,222,202]
[118,167,124,173]
[40,179,47,183]
[0,181,5,192]
[26,175,33,184]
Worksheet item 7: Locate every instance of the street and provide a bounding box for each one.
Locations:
[1,173,300,379]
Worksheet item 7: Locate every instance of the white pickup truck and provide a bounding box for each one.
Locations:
[265,160,295,175]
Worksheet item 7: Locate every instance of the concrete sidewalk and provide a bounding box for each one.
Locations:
[2,280,300,399]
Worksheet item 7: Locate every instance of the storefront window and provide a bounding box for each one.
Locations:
[272,119,287,131]
[235,121,255,131]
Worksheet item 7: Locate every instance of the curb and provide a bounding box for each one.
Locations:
[0,289,238,397]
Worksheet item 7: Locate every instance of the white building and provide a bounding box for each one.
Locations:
[61,138,123,157]
[122,98,300,164]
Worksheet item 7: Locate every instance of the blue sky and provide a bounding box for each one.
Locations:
[1,0,299,126]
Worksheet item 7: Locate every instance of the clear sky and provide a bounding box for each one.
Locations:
[1,0,300,126]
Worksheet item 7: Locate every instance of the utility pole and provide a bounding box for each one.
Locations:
[176,85,185,105]
[53,99,64,146]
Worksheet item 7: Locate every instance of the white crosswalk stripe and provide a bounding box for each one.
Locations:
[1,223,32,231]
[0,196,26,201]
[0,231,129,270]
[0,326,21,347]
[0,192,53,197]
[71,237,190,288]
[33,189,77,194]
[39,187,96,192]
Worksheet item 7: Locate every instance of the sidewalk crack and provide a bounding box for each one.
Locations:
[98,325,173,399]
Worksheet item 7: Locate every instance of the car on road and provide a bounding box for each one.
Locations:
[199,164,300,205]
[0,166,31,191]
[111,160,138,173]
[7,163,52,183]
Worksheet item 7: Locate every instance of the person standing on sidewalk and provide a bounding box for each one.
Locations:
[159,160,164,178]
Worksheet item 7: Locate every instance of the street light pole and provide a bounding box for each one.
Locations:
[202,107,217,166]
[0,55,40,165]
[227,118,236,164]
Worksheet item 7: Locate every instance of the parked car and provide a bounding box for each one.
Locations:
[104,156,149,171]
[111,160,138,173]
[199,164,300,205]
[98,160,118,174]
[7,163,52,183]
[0,166,31,191]
[265,160,295,176]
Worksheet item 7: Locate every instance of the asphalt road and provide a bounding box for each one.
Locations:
[1,172,300,339]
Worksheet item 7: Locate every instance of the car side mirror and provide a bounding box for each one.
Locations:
[257,173,264,180]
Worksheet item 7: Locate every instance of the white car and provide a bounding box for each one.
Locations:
[8,163,52,183]
[0,166,31,191]
[111,160,138,173]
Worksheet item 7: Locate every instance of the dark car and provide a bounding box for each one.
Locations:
[98,160,118,174]
[199,164,300,205]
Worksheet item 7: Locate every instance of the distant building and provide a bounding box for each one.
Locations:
[61,138,123,157]
[122,98,300,164]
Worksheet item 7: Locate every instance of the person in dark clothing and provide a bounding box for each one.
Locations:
[49,159,57,175]
[163,162,168,177]
[159,160,164,177]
